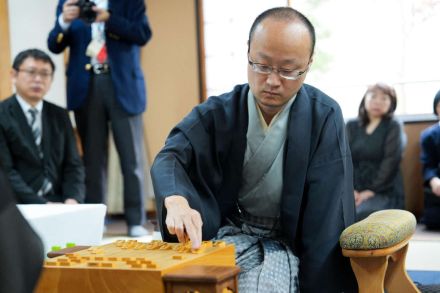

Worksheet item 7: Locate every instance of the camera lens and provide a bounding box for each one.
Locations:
[76,0,97,24]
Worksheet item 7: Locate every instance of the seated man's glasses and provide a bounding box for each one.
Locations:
[17,68,53,81]
[248,56,309,81]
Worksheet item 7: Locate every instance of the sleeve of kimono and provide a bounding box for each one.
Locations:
[298,106,357,293]
[367,120,402,193]
[150,110,222,242]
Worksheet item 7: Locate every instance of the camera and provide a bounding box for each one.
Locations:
[76,0,97,24]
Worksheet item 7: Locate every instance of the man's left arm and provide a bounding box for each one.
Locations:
[98,0,152,46]
[299,107,357,293]
[60,111,85,203]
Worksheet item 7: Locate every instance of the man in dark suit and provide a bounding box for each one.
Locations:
[0,163,44,293]
[0,48,85,204]
[47,0,152,237]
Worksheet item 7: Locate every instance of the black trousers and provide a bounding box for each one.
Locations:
[74,72,146,226]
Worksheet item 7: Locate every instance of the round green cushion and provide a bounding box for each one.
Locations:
[340,209,416,250]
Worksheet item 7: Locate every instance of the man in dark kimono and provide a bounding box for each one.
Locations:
[151,7,357,293]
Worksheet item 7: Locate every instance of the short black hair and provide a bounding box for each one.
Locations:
[248,7,316,58]
[12,48,55,72]
[433,89,440,115]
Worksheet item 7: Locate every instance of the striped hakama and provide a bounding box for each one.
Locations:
[215,223,299,293]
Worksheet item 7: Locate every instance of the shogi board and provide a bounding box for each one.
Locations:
[35,239,236,293]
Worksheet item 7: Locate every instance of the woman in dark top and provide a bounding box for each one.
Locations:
[420,89,440,230]
[346,83,405,221]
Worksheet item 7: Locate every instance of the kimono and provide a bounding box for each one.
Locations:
[151,83,357,292]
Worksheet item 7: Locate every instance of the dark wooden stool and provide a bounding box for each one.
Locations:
[163,265,240,293]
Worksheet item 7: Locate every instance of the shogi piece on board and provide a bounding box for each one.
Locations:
[35,240,236,293]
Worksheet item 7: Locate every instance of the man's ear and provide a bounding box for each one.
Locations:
[10,68,17,80]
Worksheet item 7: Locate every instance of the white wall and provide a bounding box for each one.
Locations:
[8,0,66,107]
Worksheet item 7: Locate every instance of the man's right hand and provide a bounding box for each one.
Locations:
[62,0,80,23]
[164,195,203,249]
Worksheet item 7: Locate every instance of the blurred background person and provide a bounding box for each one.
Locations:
[0,48,84,204]
[420,89,440,230]
[47,0,152,236]
[346,82,405,221]
[0,162,44,293]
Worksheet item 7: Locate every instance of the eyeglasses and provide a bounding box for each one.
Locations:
[248,57,309,80]
[17,68,53,80]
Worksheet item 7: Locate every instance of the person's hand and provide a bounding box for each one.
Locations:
[64,198,79,204]
[93,6,110,22]
[164,195,203,249]
[355,190,374,207]
[62,0,80,23]
[354,190,360,205]
[430,177,440,196]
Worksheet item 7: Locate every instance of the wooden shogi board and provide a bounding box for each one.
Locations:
[35,240,236,293]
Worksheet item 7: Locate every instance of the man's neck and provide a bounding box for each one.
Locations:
[15,93,43,110]
[261,110,277,126]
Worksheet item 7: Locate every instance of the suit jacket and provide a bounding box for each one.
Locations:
[0,95,85,204]
[47,0,152,114]
[0,164,44,293]
[151,84,357,292]
[420,122,440,184]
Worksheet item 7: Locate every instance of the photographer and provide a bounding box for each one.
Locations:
[47,0,152,237]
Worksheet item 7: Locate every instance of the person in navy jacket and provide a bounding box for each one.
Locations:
[48,0,152,237]
[420,89,440,230]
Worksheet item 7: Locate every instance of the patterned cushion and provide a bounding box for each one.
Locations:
[340,209,416,250]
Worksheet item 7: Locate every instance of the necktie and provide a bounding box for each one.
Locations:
[28,108,52,196]
[97,44,108,64]
[28,108,41,147]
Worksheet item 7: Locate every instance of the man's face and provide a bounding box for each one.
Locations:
[248,18,313,118]
[11,57,53,105]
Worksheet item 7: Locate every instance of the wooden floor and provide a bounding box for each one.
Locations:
[407,224,440,272]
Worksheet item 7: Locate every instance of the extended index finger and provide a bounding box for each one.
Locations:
[182,217,201,249]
